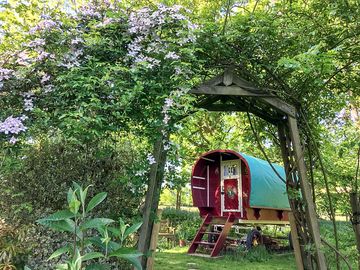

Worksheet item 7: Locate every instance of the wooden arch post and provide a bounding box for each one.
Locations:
[190,68,327,270]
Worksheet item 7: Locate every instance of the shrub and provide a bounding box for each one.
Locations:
[161,208,201,242]
[0,220,30,269]
[161,208,200,228]
[0,135,147,224]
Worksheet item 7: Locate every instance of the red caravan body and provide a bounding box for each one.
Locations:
[191,149,290,224]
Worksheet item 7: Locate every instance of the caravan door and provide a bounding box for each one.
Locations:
[220,159,242,216]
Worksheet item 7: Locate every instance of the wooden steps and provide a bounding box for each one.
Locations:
[187,214,235,257]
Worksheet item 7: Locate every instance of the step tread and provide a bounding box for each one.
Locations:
[203,232,221,235]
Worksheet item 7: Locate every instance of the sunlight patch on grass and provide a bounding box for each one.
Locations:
[155,246,297,270]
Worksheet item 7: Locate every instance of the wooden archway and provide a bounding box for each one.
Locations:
[189,68,326,270]
[138,68,327,270]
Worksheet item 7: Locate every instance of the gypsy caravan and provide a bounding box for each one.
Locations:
[188,149,291,257]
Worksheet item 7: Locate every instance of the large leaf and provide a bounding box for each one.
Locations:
[123,256,143,270]
[37,219,74,232]
[37,219,83,239]
[110,248,143,270]
[123,222,142,240]
[48,245,71,260]
[87,236,119,252]
[81,252,104,262]
[109,247,142,258]
[67,187,74,205]
[107,241,121,252]
[107,226,120,238]
[37,210,74,222]
[80,218,115,230]
[86,192,107,213]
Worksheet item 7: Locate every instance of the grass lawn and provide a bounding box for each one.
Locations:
[154,247,297,270]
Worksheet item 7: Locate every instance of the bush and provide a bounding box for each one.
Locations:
[161,208,201,242]
[161,208,200,228]
[0,135,147,224]
[0,135,149,269]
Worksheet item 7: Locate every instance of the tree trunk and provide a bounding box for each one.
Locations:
[137,136,168,269]
[175,188,181,210]
[350,192,360,270]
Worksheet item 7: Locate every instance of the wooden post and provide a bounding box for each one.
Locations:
[176,188,181,210]
[350,192,360,270]
[146,209,163,270]
[288,212,304,270]
[287,117,327,270]
[138,136,168,269]
[278,123,306,269]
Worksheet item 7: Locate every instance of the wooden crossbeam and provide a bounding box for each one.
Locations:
[190,71,296,117]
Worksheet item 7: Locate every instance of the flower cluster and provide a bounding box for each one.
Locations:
[0,116,27,135]
[147,153,156,165]
[59,49,83,69]
[127,4,197,69]
[16,51,31,66]
[30,19,60,34]
[0,68,13,81]
[162,98,174,125]
[77,2,102,18]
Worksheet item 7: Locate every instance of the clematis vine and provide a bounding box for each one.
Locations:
[126,4,198,162]
[0,1,199,150]
[0,116,27,135]
[127,4,197,70]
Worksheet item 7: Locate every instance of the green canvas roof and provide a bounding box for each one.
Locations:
[240,153,290,210]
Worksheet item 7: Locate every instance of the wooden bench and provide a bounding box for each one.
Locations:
[158,219,176,246]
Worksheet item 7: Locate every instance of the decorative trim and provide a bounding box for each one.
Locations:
[207,165,209,207]
[201,157,215,162]
[193,176,206,180]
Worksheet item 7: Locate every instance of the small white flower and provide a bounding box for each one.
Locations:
[147,154,156,165]
[9,136,18,144]
[165,51,180,60]
[41,73,50,84]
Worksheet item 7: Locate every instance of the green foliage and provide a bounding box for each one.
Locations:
[35,182,142,270]
[161,208,201,241]
[320,220,358,269]
[0,221,29,269]
[0,135,146,223]
[161,208,201,228]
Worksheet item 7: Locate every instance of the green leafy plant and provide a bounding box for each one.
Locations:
[0,221,29,270]
[34,182,142,270]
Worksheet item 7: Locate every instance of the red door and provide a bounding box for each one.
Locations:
[224,178,239,210]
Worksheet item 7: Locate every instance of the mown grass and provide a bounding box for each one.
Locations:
[154,220,358,269]
[154,247,297,270]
